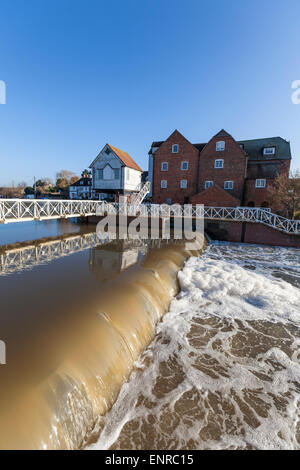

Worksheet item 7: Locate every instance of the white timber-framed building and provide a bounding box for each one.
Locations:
[89,144,143,201]
[69,177,93,200]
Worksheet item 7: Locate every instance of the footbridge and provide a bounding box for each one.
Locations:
[0,199,299,235]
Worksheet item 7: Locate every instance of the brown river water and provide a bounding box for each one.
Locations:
[0,220,299,450]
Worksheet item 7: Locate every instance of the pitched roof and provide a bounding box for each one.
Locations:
[109,145,142,171]
[70,177,92,187]
[149,133,291,161]
[190,184,240,206]
[237,137,291,161]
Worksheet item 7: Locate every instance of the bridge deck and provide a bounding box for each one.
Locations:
[0,199,299,235]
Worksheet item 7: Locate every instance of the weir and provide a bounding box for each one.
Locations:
[0,231,205,449]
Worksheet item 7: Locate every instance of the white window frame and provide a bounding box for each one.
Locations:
[216,141,225,151]
[180,179,187,189]
[181,161,188,170]
[256,179,266,188]
[263,147,275,156]
[161,162,168,171]
[205,181,214,189]
[215,159,224,169]
[172,144,179,153]
[161,180,167,189]
[224,180,234,190]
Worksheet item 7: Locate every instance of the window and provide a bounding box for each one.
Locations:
[80,181,83,185]
[161,180,167,188]
[205,181,213,189]
[216,141,225,151]
[239,143,244,150]
[224,181,234,190]
[105,147,111,155]
[180,180,187,189]
[172,144,179,153]
[181,161,188,170]
[114,169,120,179]
[263,147,275,155]
[256,179,266,188]
[161,162,168,171]
[215,159,224,168]
[98,169,103,179]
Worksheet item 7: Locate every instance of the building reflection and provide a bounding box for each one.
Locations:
[88,243,142,283]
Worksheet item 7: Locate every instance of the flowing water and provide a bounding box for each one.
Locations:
[0,220,203,449]
[0,220,299,450]
[88,243,300,451]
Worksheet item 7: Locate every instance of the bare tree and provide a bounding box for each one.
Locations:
[268,170,300,219]
[56,170,78,190]
[0,183,26,198]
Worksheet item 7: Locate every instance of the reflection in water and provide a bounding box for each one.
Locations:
[0,221,205,449]
[0,219,81,246]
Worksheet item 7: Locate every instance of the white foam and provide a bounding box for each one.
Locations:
[88,244,300,450]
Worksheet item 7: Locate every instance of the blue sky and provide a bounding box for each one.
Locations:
[0,0,299,186]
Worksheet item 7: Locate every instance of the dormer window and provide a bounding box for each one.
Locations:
[263,147,275,155]
[239,143,244,150]
[216,141,225,151]
[215,159,224,169]
[172,144,179,153]
[105,147,111,155]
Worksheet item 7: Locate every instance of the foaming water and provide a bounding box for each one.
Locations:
[0,222,205,449]
[88,243,300,450]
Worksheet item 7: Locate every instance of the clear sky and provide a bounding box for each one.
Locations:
[0,0,299,186]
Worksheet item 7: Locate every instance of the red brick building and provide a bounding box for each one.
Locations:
[148,129,291,208]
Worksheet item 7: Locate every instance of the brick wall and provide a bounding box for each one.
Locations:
[244,223,300,247]
[198,132,247,203]
[152,130,199,205]
[151,130,291,210]
[244,160,290,207]
[190,185,240,206]
[206,220,300,248]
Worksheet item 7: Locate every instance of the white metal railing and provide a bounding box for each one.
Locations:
[130,181,151,205]
[0,199,299,235]
[0,199,98,223]
[0,231,183,275]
